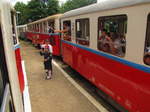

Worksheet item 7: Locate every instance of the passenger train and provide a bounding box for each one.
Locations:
[20,0,150,112]
[0,0,25,112]
[26,14,62,56]
[17,24,27,40]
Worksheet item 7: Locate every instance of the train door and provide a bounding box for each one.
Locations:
[0,24,15,112]
[11,12,24,93]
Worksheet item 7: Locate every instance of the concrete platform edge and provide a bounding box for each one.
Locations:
[22,60,32,112]
[52,60,108,112]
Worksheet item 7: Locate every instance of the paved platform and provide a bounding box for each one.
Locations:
[21,41,107,112]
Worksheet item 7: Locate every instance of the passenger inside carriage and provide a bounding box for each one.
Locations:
[98,30,126,57]
[111,33,126,56]
[144,53,150,66]
[55,22,71,41]
[48,25,54,33]
[98,29,107,40]
[98,15,127,57]
[98,29,112,52]
[98,29,113,53]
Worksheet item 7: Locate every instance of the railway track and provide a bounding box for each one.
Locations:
[53,56,122,112]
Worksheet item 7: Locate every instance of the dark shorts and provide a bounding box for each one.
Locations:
[44,59,52,70]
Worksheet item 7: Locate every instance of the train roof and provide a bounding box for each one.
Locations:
[0,0,14,12]
[28,14,62,25]
[17,24,27,28]
[61,0,150,19]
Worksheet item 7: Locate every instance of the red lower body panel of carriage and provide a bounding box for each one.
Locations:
[26,32,61,56]
[62,40,150,112]
[14,44,24,93]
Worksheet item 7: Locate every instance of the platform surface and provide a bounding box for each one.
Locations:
[21,41,102,112]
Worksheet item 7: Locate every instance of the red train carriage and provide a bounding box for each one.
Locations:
[26,14,62,56]
[61,0,150,112]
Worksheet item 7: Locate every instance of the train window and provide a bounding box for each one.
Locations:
[76,18,90,46]
[28,25,30,31]
[34,24,36,32]
[37,24,39,32]
[63,21,71,41]
[43,22,46,33]
[32,25,34,32]
[40,23,43,33]
[144,14,150,66]
[48,20,55,30]
[98,15,127,57]
[47,20,55,33]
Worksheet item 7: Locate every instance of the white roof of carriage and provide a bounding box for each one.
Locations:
[61,0,150,19]
[17,24,27,28]
[28,14,62,25]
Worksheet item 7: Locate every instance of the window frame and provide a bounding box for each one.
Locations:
[62,20,71,41]
[144,13,150,66]
[145,14,150,49]
[75,18,90,46]
[97,14,127,58]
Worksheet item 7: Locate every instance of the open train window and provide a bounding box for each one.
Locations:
[37,24,39,32]
[98,15,127,57]
[48,20,55,32]
[40,22,43,33]
[76,18,90,46]
[34,24,36,32]
[62,20,71,41]
[144,14,150,66]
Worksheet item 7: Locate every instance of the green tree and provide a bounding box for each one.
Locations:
[60,0,97,13]
[14,0,96,24]
[26,0,47,22]
[14,2,28,25]
[46,0,59,16]
[14,0,60,24]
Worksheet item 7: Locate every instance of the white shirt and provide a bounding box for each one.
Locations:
[41,44,53,53]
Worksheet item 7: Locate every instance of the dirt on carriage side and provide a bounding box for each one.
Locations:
[20,41,100,112]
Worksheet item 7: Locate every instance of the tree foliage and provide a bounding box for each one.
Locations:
[27,0,47,22]
[14,0,59,25]
[14,0,97,25]
[60,0,97,13]
[46,0,59,16]
[14,2,28,25]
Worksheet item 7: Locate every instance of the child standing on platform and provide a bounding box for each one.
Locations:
[41,40,53,79]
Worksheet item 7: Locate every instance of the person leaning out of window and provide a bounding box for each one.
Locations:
[55,23,71,40]
[144,52,150,66]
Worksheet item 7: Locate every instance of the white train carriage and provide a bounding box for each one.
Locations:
[17,24,27,39]
[61,0,150,112]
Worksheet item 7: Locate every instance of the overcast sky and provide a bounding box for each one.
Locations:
[11,0,68,5]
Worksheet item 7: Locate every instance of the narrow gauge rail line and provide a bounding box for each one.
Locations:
[53,57,121,112]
